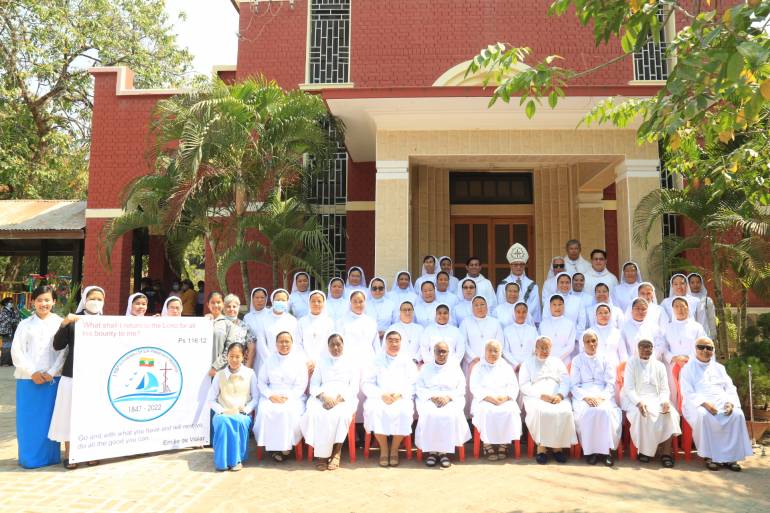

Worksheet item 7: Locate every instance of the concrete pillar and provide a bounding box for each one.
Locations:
[374,160,410,281]
[614,159,661,285]
[577,192,606,256]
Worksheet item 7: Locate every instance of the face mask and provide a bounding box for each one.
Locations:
[272,300,288,313]
[224,315,238,322]
[85,299,103,314]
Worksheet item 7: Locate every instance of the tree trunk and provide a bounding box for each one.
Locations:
[739,286,749,351]
[711,254,730,360]
[271,260,279,291]
[235,225,250,301]
[2,256,25,283]
[208,238,228,295]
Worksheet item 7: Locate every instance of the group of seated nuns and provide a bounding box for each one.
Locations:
[200,240,752,472]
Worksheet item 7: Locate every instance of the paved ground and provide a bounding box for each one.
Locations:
[0,366,768,513]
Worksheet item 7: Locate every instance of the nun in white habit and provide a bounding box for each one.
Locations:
[660,273,701,324]
[663,297,707,403]
[414,281,441,327]
[589,303,627,370]
[324,278,349,322]
[632,282,670,332]
[413,255,438,293]
[361,328,417,467]
[620,298,664,359]
[582,282,624,332]
[538,294,577,365]
[300,332,359,470]
[470,339,522,460]
[415,342,471,467]
[434,271,460,311]
[124,292,148,316]
[687,273,717,340]
[502,301,538,369]
[365,277,396,338]
[540,256,567,304]
[344,266,367,300]
[453,278,477,327]
[680,337,752,470]
[257,289,299,367]
[570,330,622,465]
[253,331,308,461]
[386,300,424,363]
[288,271,311,319]
[418,304,466,365]
[518,336,577,463]
[494,282,535,327]
[387,271,418,320]
[243,287,270,344]
[620,339,680,466]
[297,290,335,372]
[459,295,504,367]
[438,256,460,292]
[540,273,584,327]
[612,261,643,312]
[334,290,379,365]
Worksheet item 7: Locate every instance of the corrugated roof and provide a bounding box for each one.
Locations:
[0,200,85,232]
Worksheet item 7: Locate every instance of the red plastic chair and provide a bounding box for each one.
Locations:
[472,426,521,459]
[627,362,680,461]
[672,361,692,461]
[306,414,357,463]
[256,440,304,461]
[363,431,413,460]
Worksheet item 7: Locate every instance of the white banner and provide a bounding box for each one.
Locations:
[69,316,213,463]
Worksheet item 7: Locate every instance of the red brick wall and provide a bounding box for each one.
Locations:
[82,218,132,315]
[603,209,619,277]
[347,160,375,201]
[346,210,374,280]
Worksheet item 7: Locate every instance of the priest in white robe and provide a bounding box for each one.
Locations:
[564,239,592,276]
[495,243,540,324]
[415,342,471,468]
[680,337,753,471]
[621,339,680,467]
[583,249,619,294]
[470,340,521,461]
[361,329,417,467]
[300,333,359,471]
[570,330,622,466]
[519,336,577,464]
[458,257,497,308]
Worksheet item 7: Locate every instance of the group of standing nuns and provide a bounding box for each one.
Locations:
[10,240,752,473]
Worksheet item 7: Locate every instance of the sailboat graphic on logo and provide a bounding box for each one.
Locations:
[112,356,177,403]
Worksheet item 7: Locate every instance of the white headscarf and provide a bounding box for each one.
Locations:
[345,266,367,297]
[667,273,692,298]
[125,292,147,316]
[390,270,415,295]
[686,273,708,300]
[247,287,269,314]
[613,261,643,310]
[553,272,573,295]
[438,256,455,276]
[161,296,182,316]
[306,290,328,316]
[77,285,105,314]
[290,272,311,297]
[325,277,348,320]
[367,276,388,300]
[636,281,659,304]
[271,288,290,306]
[578,328,600,356]
[419,255,438,276]
[545,256,567,280]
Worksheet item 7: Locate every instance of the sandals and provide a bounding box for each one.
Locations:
[389,454,399,467]
[604,454,614,467]
[497,445,508,460]
[86,460,100,467]
[271,452,286,463]
[483,444,498,461]
[661,455,674,468]
[724,462,742,472]
[327,453,341,471]
[315,459,328,471]
[379,454,389,467]
[586,454,598,465]
[425,454,437,467]
[439,455,452,468]
[706,459,720,471]
[638,454,650,463]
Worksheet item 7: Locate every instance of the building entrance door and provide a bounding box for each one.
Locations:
[450,217,535,285]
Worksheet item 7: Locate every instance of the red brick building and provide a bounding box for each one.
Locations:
[84,1,745,314]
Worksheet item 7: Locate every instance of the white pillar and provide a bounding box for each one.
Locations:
[577,191,606,255]
[375,160,410,281]
[614,159,661,282]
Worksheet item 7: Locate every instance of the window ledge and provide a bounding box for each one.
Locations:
[299,82,355,91]
[628,80,667,86]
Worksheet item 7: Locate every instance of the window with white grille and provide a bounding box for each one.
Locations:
[309,0,350,84]
[633,8,670,81]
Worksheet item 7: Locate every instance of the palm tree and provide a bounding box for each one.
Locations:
[102,76,338,297]
[634,185,770,359]
[216,184,333,290]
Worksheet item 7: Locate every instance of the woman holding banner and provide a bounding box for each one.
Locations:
[11,285,66,468]
[49,285,105,469]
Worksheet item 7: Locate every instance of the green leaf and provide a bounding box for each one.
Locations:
[525,100,536,119]
[548,91,558,109]
[726,52,744,82]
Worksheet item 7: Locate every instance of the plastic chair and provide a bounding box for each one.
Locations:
[472,426,521,459]
[363,431,412,460]
[306,414,357,463]
[672,361,692,461]
[256,440,304,461]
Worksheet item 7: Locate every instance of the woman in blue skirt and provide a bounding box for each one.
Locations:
[11,285,65,468]
[207,342,258,471]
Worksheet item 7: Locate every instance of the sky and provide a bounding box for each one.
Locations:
[164,0,239,76]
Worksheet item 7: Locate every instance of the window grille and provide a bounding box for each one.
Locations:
[633,8,669,81]
[309,0,350,84]
[319,213,347,277]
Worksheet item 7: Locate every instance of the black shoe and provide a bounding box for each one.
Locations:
[604,454,614,467]
[586,454,598,465]
[535,453,548,465]
[554,451,567,464]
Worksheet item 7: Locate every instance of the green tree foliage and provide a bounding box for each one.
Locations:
[0,0,192,199]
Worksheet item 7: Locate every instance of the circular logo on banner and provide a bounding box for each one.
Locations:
[108,346,183,422]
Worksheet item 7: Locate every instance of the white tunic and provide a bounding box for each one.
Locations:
[538,315,577,365]
[502,322,538,368]
[365,296,397,334]
[243,307,270,348]
[453,299,473,326]
[591,323,627,370]
[518,355,577,448]
[387,321,424,362]
[680,358,753,463]
[620,318,664,360]
[459,315,504,365]
[564,255,592,277]
[300,353,359,458]
[289,290,310,319]
[415,359,471,452]
[470,360,522,444]
[541,293,585,327]
[583,302,625,332]
[663,318,706,366]
[11,313,65,379]
[297,312,336,364]
[584,269,619,295]
[458,274,497,308]
[620,357,681,457]
[419,323,466,364]
[361,352,416,436]
[435,290,459,311]
[324,296,349,322]
[254,351,308,451]
[414,300,440,327]
[570,352,621,455]
[660,294,701,323]
[257,312,299,369]
[335,311,380,364]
